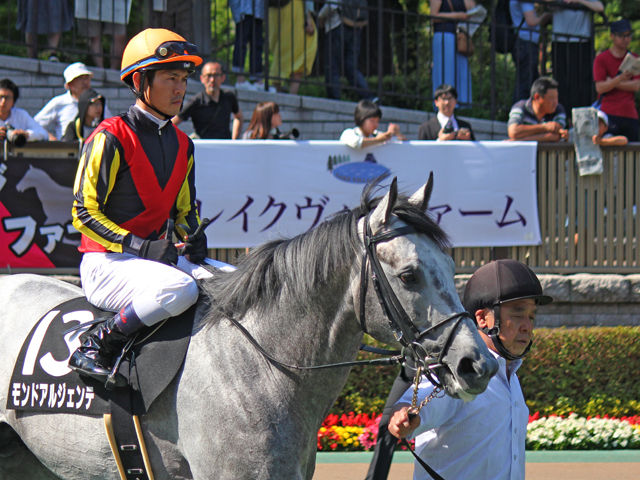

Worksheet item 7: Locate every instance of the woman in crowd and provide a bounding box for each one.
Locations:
[340,99,405,149]
[268,0,317,95]
[242,101,283,139]
[430,0,475,106]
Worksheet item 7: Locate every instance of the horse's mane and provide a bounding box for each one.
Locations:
[201,183,450,320]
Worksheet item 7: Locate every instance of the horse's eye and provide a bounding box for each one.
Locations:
[399,271,417,285]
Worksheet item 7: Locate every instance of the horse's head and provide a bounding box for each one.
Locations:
[355,175,498,400]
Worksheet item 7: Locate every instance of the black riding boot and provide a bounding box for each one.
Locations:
[68,304,143,387]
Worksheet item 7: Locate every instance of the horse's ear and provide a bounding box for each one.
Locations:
[408,171,434,211]
[370,177,398,231]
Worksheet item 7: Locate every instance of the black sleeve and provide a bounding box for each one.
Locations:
[61,119,78,142]
[230,92,239,115]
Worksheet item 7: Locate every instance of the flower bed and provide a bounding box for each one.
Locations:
[526,413,640,450]
[317,412,640,452]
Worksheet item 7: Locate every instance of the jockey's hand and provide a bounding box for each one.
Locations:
[184,231,208,264]
[140,239,178,265]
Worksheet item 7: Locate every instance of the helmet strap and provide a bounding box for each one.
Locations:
[131,70,175,121]
[480,306,531,361]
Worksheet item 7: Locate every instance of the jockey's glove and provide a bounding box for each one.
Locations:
[184,231,208,264]
[138,238,178,265]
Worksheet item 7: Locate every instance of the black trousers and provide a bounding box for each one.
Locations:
[365,361,416,480]
[606,114,639,142]
[552,41,594,122]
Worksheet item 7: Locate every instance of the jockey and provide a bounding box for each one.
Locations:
[69,28,211,386]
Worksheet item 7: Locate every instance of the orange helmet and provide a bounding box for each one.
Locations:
[120,28,203,85]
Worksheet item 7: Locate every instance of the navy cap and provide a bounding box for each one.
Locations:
[463,259,552,314]
[610,19,632,34]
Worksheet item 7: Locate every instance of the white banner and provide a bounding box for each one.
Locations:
[193,141,541,248]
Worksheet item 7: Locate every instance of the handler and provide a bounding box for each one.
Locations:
[69,28,211,386]
[386,259,552,480]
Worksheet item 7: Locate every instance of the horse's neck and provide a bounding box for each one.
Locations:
[247,284,362,366]
[193,280,363,412]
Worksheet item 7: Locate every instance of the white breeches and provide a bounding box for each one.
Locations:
[80,252,234,326]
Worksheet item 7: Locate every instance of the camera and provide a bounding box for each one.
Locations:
[4,124,27,147]
[442,121,455,135]
[274,128,300,140]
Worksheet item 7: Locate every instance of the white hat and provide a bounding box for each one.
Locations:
[596,109,608,127]
[63,62,93,85]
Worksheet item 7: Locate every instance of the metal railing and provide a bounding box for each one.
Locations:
[1,1,607,121]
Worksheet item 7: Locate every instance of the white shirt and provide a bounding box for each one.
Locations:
[340,126,380,149]
[398,351,528,480]
[133,104,171,130]
[317,4,342,33]
[35,91,112,140]
[0,107,48,141]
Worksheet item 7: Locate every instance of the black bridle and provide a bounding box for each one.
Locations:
[224,213,471,380]
[359,213,473,386]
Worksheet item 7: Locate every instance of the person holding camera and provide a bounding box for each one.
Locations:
[417,84,475,140]
[0,78,48,146]
[242,101,284,139]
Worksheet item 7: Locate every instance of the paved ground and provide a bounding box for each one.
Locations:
[312,451,640,479]
[313,463,640,479]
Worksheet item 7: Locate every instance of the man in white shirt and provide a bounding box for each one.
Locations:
[0,78,48,144]
[388,259,552,480]
[35,62,112,141]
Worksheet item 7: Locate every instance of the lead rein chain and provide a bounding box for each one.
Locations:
[409,366,444,416]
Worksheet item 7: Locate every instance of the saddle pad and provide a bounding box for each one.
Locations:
[6,296,194,415]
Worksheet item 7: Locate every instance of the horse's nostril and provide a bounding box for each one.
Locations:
[457,357,475,377]
[457,356,498,380]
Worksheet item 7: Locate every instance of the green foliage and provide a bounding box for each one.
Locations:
[334,327,640,417]
[519,327,640,417]
[330,336,399,414]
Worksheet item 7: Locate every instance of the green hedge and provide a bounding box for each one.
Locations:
[332,327,640,417]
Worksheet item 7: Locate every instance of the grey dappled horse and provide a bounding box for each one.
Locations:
[0,177,498,479]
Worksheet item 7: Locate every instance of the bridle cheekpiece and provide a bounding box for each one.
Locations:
[359,212,473,387]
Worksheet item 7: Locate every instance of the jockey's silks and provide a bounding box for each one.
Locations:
[72,106,200,253]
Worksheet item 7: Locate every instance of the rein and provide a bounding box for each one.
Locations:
[226,315,404,370]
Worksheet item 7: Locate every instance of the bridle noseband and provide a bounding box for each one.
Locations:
[359,213,473,386]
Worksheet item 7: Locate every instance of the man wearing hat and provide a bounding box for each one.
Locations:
[593,19,640,142]
[34,62,112,140]
[387,259,552,480]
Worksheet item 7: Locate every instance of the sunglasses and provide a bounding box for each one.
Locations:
[155,41,199,60]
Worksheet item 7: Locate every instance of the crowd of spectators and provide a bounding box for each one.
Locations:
[4,2,639,147]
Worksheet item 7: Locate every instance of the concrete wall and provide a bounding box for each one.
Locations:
[0,55,508,141]
[5,273,638,328]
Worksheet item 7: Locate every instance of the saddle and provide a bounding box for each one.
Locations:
[7,296,195,416]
